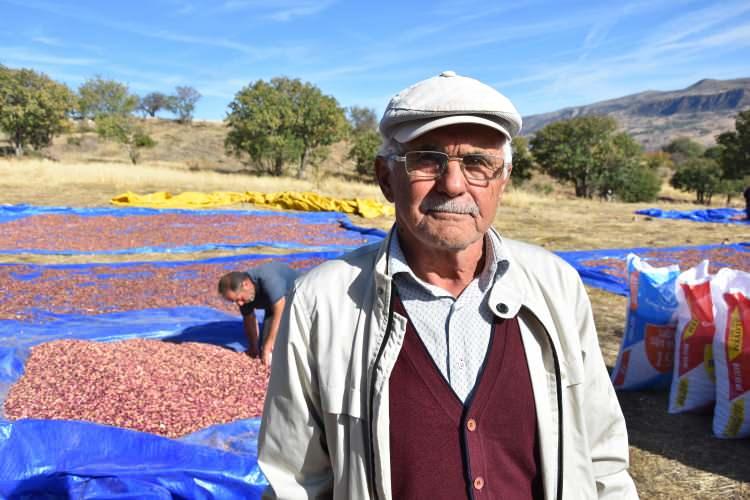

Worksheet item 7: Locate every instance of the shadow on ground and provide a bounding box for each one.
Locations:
[616,386,750,484]
[162,320,247,352]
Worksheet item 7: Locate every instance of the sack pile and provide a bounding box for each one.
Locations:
[611,254,750,439]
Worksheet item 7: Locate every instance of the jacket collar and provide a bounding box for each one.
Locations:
[372,224,559,344]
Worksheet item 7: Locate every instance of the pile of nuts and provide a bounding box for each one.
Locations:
[580,246,749,281]
[0,212,369,252]
[3,339,270,438]
[0,256,326,321]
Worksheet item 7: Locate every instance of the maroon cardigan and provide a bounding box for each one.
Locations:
[389,295,543,499]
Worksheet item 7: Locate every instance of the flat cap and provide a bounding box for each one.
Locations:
[379,71,522,143]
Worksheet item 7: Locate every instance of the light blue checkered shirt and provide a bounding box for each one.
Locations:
[389,230,510,402]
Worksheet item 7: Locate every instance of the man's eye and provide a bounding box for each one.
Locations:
[415,152,443,166]
[463,155,493,168]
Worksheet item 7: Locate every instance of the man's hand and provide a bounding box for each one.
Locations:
[261,343,273,366]
[245,342,260,358]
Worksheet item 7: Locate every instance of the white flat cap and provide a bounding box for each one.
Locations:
[379,70,522,143]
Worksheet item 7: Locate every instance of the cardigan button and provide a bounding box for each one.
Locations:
[466,418,477,431]
[473,477,485,490]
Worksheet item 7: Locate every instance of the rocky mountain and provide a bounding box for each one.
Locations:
[521,78,750,150]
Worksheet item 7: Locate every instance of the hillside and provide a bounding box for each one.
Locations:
[42,119,355,178]
[522,77,750,150]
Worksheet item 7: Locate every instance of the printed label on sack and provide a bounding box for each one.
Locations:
[629,272,639,311]
[723,292,750,401]
[676,378,689,408]
[724,399,745,438]
[704,344,715,381]
[645,324,675,373]
[613,349,631,387]
[678,282,716,377]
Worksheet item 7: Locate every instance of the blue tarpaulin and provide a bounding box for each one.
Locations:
[635,207,749,224]
[0,250,360,499]
[0,417,266,499]
[557,242,750,296]
[0,305,268,499]
[0,204,385,255]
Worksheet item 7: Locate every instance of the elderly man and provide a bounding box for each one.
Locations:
[258,71,638,499]
[218,262,299,365]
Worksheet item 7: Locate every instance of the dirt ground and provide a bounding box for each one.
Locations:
[2,158,749,499]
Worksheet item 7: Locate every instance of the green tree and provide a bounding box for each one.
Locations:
[609,161,662,202]
[287,79,347,178]
[703,145,724,162]
[77,76,138,119]
[96,115,155,164]
[642,151,673,180]
[662,137,704,166]
[348,129,380,179]
[670,157,721,204]
[716,110,750,181]
[170,86,200,124]
[509,136,534,185]
[225,77,347,178]
[594,132,659,202]
[138,92,171,117]
[225,79,302,176]
[0,66,76,156]
[347,106,377,134]
[530,116,625,198]
[716,178,745,205]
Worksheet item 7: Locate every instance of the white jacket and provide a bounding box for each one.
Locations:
[258,228,638,500]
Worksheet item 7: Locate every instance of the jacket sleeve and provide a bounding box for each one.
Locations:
[258,286,333,499]
[575,279,640,499]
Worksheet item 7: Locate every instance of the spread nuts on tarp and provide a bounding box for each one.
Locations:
[4,339,270,438]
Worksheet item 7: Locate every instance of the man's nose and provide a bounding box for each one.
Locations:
[437,159,467,194]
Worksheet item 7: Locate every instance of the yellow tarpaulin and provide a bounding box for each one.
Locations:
[111,191,395,218]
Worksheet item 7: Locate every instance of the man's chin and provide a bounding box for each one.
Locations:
[417,229,482,252]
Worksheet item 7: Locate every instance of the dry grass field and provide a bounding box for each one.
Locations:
[1,123,749,498]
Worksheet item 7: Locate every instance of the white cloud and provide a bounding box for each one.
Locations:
[6,0,309,61]
[176,2,194,15]
[30,35,63,47]
[647,0,750,46]
[0,47,99,66]
[222,0,336,21]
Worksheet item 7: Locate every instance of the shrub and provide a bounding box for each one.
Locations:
[348,129,380,179]
[614,162,662,202]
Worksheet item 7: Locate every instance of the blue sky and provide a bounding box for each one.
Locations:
[2,0,749,122]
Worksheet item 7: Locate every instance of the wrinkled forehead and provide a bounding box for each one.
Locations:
[403,123,508,152]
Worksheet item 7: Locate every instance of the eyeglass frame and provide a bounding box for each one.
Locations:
[386,150,509,185]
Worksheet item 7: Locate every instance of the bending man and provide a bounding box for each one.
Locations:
[218,262,299,365]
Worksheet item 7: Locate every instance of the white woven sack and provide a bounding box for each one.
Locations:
[711,267,750,439]
[611,254,679,390]
[668,261,716,414]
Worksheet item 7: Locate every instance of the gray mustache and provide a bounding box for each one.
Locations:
[420,198,480,216]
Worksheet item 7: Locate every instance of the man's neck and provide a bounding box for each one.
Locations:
[398,232,486,298]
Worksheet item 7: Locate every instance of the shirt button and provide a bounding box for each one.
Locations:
[473,477,485,490]
[466,418,477,432]
[497,303,509,314]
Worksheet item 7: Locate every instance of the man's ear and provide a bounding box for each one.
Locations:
[375,156,395,202]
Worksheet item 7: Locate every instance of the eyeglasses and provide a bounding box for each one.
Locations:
[388,151,507,184]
